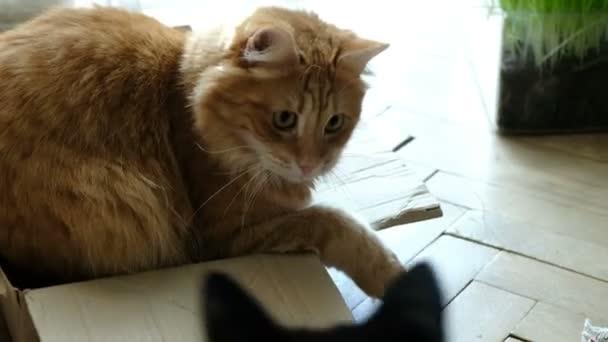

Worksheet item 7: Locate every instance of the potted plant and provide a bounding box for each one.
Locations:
[0,0,71,30]
[491,0,608,134]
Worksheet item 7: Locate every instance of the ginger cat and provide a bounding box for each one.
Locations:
[0,5,403,296]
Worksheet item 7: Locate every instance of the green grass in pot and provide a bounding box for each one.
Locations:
[490,0,608,68]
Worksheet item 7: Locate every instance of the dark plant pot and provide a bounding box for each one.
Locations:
[497,25,608,135]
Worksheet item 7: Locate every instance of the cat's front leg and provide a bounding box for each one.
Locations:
[223,206,405,298]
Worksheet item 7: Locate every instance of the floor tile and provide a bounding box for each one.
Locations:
[478,252,608,320]
[514,302,607,342]
[448,210,608,281]
[444,281,534,342]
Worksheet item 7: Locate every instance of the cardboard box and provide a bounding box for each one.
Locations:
[0,144,439,341]
[0,254,353,342]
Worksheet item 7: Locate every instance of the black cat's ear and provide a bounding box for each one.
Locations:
[385,262,443,309]
[370,262,444,341]
[202,272,282,342]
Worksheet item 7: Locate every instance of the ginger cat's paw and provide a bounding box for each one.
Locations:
[355,250,405,298]
[320,208,405,298]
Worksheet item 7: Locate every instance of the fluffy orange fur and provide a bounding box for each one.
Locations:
[0,6,403,296]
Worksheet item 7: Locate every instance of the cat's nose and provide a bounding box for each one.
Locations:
[298,163,315,176]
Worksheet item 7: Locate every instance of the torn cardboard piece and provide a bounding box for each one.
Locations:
[313,121,442,229]
[314,156,441,229]
[1,254,352,342]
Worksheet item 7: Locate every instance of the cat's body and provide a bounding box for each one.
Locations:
[203,262,444,342]
[0,6,402,295]
[0,7,192,286]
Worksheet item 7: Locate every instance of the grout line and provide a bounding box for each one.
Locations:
[507,334,534,342]
[435,199,474,212]
[404,232,444,265]
[392,135,415,152]
[373,105,392,118]
[508,302,539,342]
[403,216,478,309]
[430,170,608,220]
[440,239,503,309]
[422,169,440,183]
[474,279,539,303]
[443,232,504,252]
[441,278,474,309]
[447,231,608,285]
[403,210,470,267]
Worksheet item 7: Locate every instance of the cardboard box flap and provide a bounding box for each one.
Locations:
[0,265,8,298]
[0,267,12,342]
[23,254,352,342]
[0,263,37,342]
[0,311,10,342]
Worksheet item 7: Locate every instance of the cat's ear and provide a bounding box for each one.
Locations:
[241,26,298,67]
[338,35,389,74]
[202,272,283,342]
[368,262,444,341]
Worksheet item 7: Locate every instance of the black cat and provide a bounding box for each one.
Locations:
[202,262,444,341]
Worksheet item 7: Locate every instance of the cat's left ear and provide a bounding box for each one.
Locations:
[338,35,389,74]
[241,26,298,67]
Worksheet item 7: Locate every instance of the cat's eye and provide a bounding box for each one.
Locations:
[325,114,344,134]
[273,111,298,131]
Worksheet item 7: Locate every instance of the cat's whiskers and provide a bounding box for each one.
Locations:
[264,172,281,191]
[195,143,253,155]
[341,152,383,157]
[334,167,353,185]
[241,171,270,229]
[241,172,263,227]
[186,168,253,226]
[265,173,276,189]
[329,170,348,189]
[339,153,388,163]
[214,163,257,176]
[323,168,356,201]
[223,167,264,217]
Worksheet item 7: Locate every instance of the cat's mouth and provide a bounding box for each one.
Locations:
[269,168,316,184]
[261,162,320,185]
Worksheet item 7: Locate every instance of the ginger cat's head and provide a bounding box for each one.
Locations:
[186,7,387,184]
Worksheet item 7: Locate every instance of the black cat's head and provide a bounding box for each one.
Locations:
[201,262,444,341]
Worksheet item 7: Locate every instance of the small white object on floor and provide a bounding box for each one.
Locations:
[582,319,608,342]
